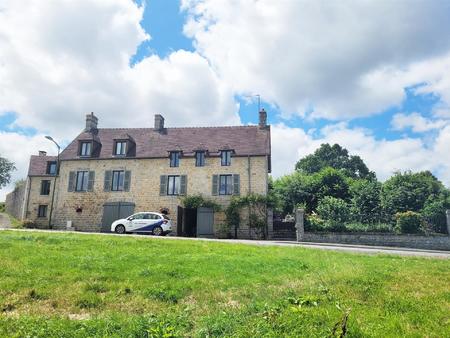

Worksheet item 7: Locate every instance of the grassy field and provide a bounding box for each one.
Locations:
[0,231,449,337]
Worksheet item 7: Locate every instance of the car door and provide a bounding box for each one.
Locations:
[128,213,147,231]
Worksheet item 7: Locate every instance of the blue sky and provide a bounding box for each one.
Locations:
[1,0,450,198]
[131,0,441,140]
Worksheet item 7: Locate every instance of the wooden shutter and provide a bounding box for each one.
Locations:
[212,175,219,196]
[180,175,187,196]
[160,175,167,196]
[233,174,240,195]
[68,171,76,192]
[87,171,95,192]
[104,170,112,191]
[124,171,131,191]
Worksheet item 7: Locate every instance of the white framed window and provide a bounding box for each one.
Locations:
[219,174,233,195]
[80,142,92,157]
[220,150,232,166]
[114,141,127,156]
[167,175,180,195]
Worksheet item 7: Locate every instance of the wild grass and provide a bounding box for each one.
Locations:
[0,231,449,337]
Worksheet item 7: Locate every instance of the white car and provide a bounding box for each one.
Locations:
[111,212,172,236]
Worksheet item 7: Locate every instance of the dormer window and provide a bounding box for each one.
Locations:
[114,141,127,156]
[79,141,92,157]
[169,151,180,167]
[220,150,232,166]
[195,151,205,167]
[46,161,57,175]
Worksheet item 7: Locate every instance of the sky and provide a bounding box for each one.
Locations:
[1,0,450,200]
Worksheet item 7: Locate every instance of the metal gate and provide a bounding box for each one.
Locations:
[101,202,135,232]
[196,207,214,238]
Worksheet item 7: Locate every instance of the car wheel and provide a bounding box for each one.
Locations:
[115,224,126,234]
[152,226,163,236]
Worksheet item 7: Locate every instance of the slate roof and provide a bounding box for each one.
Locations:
[28,155,57,176]
[59,126,271,160]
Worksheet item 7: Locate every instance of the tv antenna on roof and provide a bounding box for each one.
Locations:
[244,94,261,112]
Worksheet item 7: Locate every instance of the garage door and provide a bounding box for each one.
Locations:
[101,202,135,233]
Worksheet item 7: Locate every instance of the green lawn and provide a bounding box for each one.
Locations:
[0,231,449,337]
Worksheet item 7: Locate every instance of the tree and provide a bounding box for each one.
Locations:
[0,156,16,188]
[349,179,383,223]
[316,196,350,231]
[295,143,375,180]
[381,171,446,217]
[272,167,350,213]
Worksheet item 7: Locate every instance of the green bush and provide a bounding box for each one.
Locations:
[305,214,325,231]
[421,199,448,234]
[395,211,425,234]
[345,222,393,233]
[317,196,350,231]
[0,203,5,212]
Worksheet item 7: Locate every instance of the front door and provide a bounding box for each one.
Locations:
[197,207,214,238]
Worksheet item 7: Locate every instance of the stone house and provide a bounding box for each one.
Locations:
[10,111,271,237]
[5,152,58,227]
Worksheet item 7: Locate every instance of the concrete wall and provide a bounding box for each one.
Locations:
[302,232,450,251]
[51,155,269,234]
[5,180,26,220]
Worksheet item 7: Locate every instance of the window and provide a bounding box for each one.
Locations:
[131,213,144,220]
[47,161,57,175]
[195,151,205,167]
[111,170,125,191]
[219,174,233,195]
[80,142,92,157]
[40,180,51,195]
[169,152,180,167]
[38,205,48,218]
[221,150,232,166]
[114,141,127,156]
[75,171,89,192]
[167,175,180,195]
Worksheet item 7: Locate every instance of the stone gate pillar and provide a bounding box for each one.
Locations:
[295,208,305,242]
[446,210,450,236]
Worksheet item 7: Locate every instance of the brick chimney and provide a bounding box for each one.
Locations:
[85,112,98,132]
[259,108,267,129]
[154,114,165,132]
[38,151,47,157]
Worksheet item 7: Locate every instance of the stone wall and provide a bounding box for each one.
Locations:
[51,155,269,235]
[302,232,450,251]
[5,180,26,220]
[287,208,450,251]
[24,176,56,228]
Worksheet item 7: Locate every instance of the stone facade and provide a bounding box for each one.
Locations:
[16,112,271,237]
[52,154,269,234]
[24,176,56,227]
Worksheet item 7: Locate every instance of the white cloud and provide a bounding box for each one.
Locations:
[182,0,450,120]
[0,0,239,139]
[391,112,449,133]
[0,132,56,200]
[0,0,240,199]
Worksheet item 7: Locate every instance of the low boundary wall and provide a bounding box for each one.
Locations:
[291,208,450,251]
[302,232,450,251]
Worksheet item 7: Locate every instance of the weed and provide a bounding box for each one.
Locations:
[76,293,102,309]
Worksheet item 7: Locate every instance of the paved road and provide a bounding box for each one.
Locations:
[0,213,11,228]
[0,227,449,258]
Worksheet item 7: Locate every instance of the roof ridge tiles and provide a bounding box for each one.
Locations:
[94,125,258,131]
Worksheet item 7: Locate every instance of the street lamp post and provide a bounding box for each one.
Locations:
[45,136,60,229]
